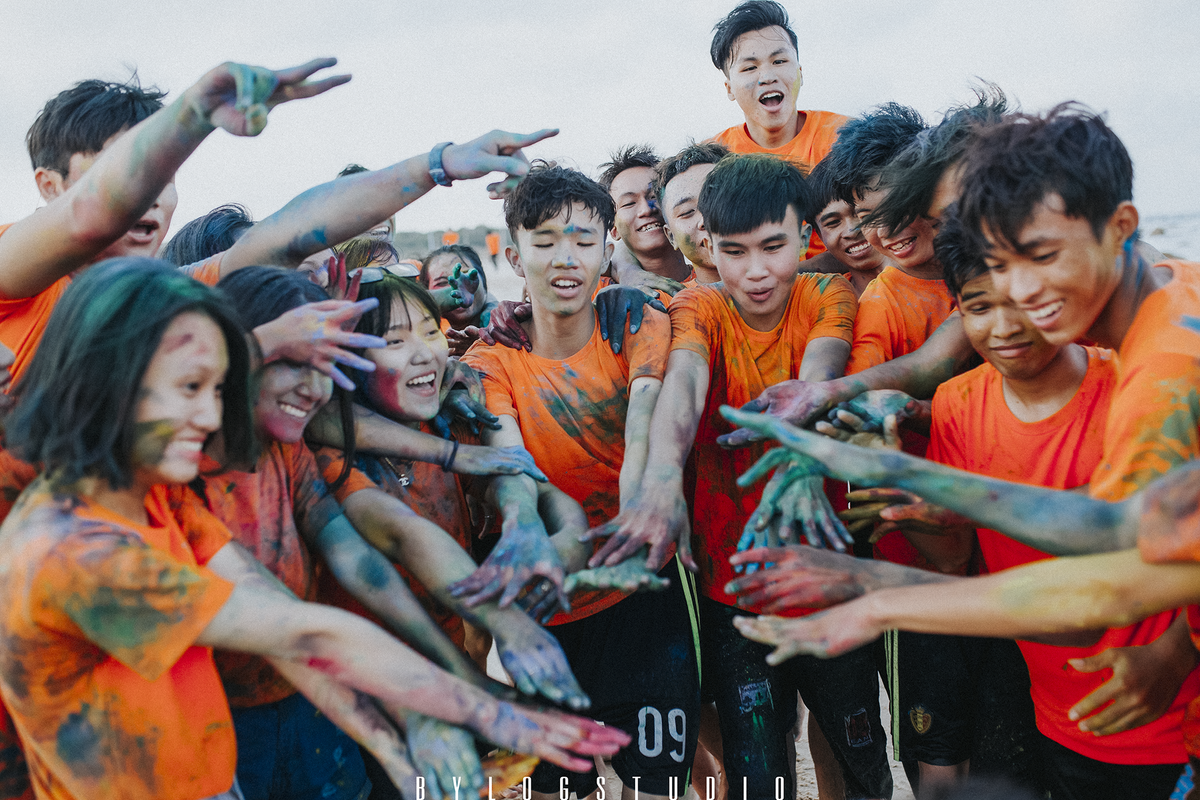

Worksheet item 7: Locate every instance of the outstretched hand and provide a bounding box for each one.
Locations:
[840,488,973,543]
[580,473,694,570]
[402,714,484,800]
[491,614,590,710]
[474,300,533,351]
[736,449,852,556]
[189,58,350,137]
[448,505,566,609]
[595,285,667,354]
[564,548,671,595]
[254,298,386,391]
[717,379,849,448]
[442,129,560,199]
[481,703,629,774]
[450,444,547,482]
[725,545,873,611]
[733,604,883,663]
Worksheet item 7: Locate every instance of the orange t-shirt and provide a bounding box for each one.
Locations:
[0,479,236,800]
[463,309,671,624]
[929,350,1195,764]
[312,427,477,650]
[178,442,342,709]
[0,221,224,385]
[669,274,857,612]
[711,110,849,258]
[844,266,956,376]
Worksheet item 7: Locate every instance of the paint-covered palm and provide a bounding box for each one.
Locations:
[449,506,566,608]
[717,378,848,447]
[402,713,484,799]
[441,129,560,199]
[491,614,590,710]
[187,58,350,137]
[736,449,852,558]
[563,549,671,594]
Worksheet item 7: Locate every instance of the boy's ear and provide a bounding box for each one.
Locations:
[796,65,804,90]
[609,224,622,242]
[604,239,615,267]
[725,76,735,103]
[1108,201,1139,247]
[34,167,66,202]
[505,245,525,278]
[664,225,678,249]
[798,221,812,254]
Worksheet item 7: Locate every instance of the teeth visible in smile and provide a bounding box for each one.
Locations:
[279,402,308,418]
[552,279,580,288]
[846,241,870,255]
[637,222,663,232]
[406,374,435,387]
[1027,299,1064,322]
[175,441,203,452]
[887,237,916,253]
[760,91,784,103]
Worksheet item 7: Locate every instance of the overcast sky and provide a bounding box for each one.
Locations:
[1,0,1197,240]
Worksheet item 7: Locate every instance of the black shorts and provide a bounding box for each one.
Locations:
[530,556,701,797]
[1037,733,1183,800]
[890,631,1042,787]
[701,597,892,800]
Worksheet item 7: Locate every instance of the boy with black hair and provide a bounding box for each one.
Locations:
[459,162,700,800]
[599,145,695,297]
[594,153,891,799]
[709,0,847,258]
[651,141,729,286]
[803,157,886,297]
[725,103,1200,800]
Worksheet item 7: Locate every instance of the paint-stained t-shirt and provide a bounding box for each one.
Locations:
[669,274,856,613]
[312,424,482,650]
[844,266,956,376]
[711,110,848,258]
[0,479,236,800]
[0,222,224,385]
[463,308,671,624]
[930,349,1195,765]
[178,442,342,709]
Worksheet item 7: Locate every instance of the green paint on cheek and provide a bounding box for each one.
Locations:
[132,419,178,467]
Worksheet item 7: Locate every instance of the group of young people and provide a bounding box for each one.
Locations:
[0,2,1194,800]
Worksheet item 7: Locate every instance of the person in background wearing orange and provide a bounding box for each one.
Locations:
[594,154,891,800]
[801,157,886,297]
[457,163,700,800]
[419,244,499,356]
[708,0,847,259]
[486,230,502,268]
[652,142,729,287]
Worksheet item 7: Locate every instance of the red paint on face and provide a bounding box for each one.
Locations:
[254,361,333,443]
[363,298,449,423]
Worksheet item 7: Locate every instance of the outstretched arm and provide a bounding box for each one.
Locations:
[732,549,1200,663]
[719,311,973,446]
[201,542,626,771]
[0,59,348,298]
[720,405,1138,556]
[221,129,558,275]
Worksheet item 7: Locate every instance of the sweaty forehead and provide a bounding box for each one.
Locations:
[610,166,657,199]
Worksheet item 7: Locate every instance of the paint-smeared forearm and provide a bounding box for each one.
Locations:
[797,337,851,383]
[619,377,663,510]
[314,514,481,682]
[720,406,1134,556]
[223,155,435,272]
[307,401,454,463]
[865,549,1200,638]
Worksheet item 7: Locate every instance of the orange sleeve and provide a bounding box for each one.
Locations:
[844,289,897,375]
[31,529,234,681]
[461,345,518,421]
[667,286,718,362]
[286,443,344,543]
[310,445,378,504]
[167,487,234,565]
[1090,351,1200,502]
[178,251,226,286]
[803,273,857,344]
[624,307,671,381]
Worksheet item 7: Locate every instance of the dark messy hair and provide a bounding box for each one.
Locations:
[803,157,838,229]
[653,141,729,206]
[26,75,166,175]
[350,275,443,410]
[337,163,369,178]
[936,209,988,298]
[334,236,401,272]
[825,102,927,211]
[217,266,355,489]
[420,245,488,291]
[160,204,255,266]
[698,153,813,237]
[710,0,798,73]
[504,161,615,237]
[7,258,255,489]
[956,102,1134,254]
[869,84,1011,235]
[597,145,661,191]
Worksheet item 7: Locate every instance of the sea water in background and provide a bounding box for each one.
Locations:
[1142,212,1200,261]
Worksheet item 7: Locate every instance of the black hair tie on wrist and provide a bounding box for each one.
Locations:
[441,438,460,472]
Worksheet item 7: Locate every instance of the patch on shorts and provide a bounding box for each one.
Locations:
[909,705,932,735]
[736,679,773,714]
[844,707,873,748]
